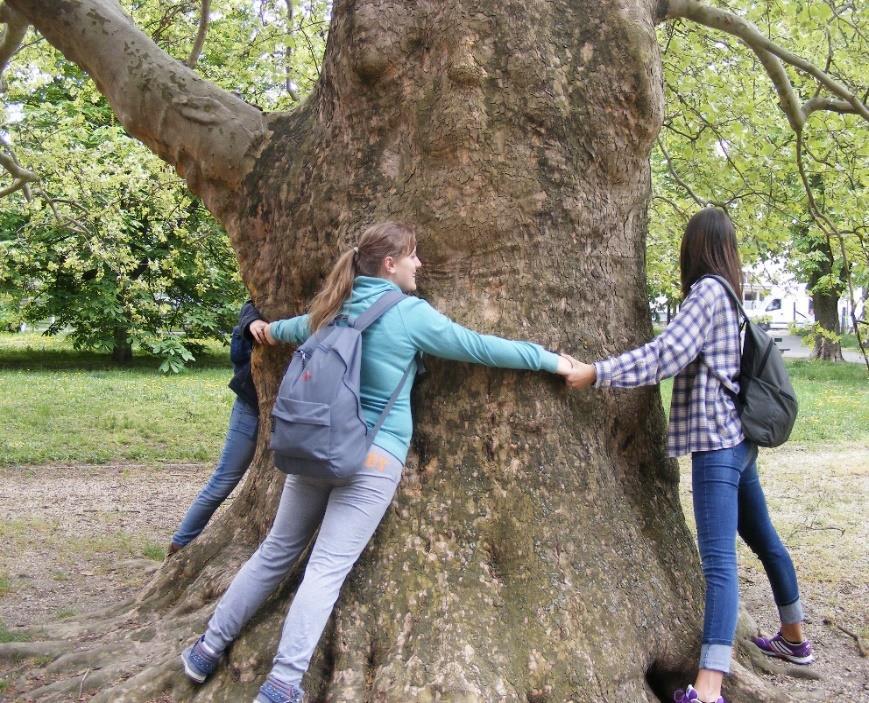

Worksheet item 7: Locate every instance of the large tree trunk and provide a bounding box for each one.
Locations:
[2,1,790,701]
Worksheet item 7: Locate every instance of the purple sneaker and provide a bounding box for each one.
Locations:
[752,631,814,665]
[673,685,726,703]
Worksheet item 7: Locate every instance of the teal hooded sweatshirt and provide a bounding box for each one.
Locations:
[269,276,559,463]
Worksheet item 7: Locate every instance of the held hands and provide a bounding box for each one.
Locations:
[555,352,597,390]
[555,353,577,376]
[565,361,596,389]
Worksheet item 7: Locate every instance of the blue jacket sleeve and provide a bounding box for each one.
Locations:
[397,299,559,373]
[270,314,312,345]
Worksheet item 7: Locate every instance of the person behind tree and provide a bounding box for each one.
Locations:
[563,208,813,703]
[180,221,576,703]
[167,300,273,555]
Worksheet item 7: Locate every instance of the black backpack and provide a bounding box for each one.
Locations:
[701,275,798,448]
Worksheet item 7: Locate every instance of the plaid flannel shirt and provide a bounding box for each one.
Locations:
[594,277,744,457]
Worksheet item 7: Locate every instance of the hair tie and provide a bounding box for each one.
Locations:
[353,247,359,254]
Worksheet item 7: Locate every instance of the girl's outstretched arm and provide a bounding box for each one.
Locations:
[581,278,720,389]
[399,298,564,374]
[267,314,312,346]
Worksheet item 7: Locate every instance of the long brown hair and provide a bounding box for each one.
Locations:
[308,221,417,331]
[679,208,743,300]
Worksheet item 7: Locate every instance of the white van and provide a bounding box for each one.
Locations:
[744,285,814,330]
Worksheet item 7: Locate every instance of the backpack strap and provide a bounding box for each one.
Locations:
[349,289,417,450]
[352,290,406,332]
[365,357,416,450]
[699,275,749,322]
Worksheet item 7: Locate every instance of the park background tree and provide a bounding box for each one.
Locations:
[0,1,865,701]
[0,83,245,365]
[0,0,329,366]
[648,0,867,363]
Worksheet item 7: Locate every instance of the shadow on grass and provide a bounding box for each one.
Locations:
[0,335,232,373]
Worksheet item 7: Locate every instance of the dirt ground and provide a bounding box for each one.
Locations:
[0,445,866,701]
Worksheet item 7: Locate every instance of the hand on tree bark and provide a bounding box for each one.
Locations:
[249,319,273,345]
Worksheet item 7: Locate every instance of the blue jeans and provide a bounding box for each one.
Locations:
[692,439,803,674]
[172,398,259,547]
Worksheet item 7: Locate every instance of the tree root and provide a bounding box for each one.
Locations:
[1,570,814,703]
[0,641,67,662]
[1,601,812,702]
[823,616,868,657]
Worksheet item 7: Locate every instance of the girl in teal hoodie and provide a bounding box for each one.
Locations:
[182,222,575,702]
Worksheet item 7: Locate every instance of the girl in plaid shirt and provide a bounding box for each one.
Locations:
[566,209,813,703]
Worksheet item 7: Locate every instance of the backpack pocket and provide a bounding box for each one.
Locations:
[270,398,331,460]
[740,375,798,448]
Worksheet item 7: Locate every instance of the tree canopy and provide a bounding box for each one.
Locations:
[0,0,329,366]
[649,0,866,361]
[0,1,865,364]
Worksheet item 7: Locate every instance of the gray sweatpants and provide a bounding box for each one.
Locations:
[204,447,402,686]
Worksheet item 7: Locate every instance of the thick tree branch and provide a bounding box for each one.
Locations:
[0,122,37,197]
[657,0,869,125]
[0,150,36,195]
[6,0,266,208]
[0,3,27,77]
[284,0,299,101]
[184,0,210,68]
[803,96,858,118]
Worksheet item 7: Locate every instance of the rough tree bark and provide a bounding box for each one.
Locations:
[810,290,844,361]
[1,1,794,701]
[807,248,845,362]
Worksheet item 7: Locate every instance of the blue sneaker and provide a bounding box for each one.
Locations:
[181,635,220,684]
[254,676,304,703]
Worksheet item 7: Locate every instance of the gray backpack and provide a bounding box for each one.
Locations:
[270,291,413,479]
[702,275,798,448]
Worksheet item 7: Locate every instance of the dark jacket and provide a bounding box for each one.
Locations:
[228,300,264,408]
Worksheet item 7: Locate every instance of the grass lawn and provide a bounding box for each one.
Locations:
[1,332,866,466]
[0,333,236,466]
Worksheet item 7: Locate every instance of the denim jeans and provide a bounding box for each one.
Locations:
[692,439,803,673]
[203,447,402,688]
[172,398,259,547]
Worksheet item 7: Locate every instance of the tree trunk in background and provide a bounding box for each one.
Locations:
[811,288,844,361]
[808,244,845,362]
[111,325,133,363]
[3,1,788,701]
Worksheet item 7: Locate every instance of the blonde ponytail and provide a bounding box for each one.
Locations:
[309,249,357,332]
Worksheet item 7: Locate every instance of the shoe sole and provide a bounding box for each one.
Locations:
[181,651,207,683]
[757,648,815,665]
